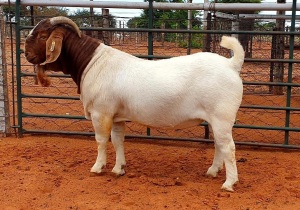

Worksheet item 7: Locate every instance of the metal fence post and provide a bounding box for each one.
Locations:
[147,0,154,137]
[284,0,297,145]
[15,0,23,137]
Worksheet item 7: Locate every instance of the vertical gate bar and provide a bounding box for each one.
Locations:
[146,0,154,137]
[187,0,192,55]
[7,0,17,135]
[15,0,23,137]
[148,0,154,57]
[284,0,296,145]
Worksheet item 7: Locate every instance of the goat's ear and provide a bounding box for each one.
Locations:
[40,30,63,65]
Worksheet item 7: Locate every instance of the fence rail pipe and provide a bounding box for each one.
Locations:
[0,1,299,11]
[21,26,300,36]
[22,94,80,100]
[18,130,300,149]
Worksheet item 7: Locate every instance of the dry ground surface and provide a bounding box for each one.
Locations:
[2,36,300,210]
[0,135,300,210]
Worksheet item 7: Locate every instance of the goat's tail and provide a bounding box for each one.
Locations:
[220,36,245,73]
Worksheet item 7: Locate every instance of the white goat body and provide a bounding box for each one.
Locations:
[81,36,244,191]
[24,17,244,192]
[82,38,243,129]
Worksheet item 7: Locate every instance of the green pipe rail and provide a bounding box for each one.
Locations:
[12,0,300,149]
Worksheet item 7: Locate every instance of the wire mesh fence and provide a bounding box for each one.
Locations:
[1,3,300,147]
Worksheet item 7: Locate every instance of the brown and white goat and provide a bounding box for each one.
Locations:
[25,16,245,192]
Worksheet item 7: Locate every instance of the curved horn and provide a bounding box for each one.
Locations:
[49,16,81,38]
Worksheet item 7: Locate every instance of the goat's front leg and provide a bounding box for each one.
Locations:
[111,121,126,175]
[90,114,113,174]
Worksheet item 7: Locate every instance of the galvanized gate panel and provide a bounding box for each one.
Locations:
[2,0,300,148]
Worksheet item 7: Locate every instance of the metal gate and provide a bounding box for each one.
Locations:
[1,0,300,148]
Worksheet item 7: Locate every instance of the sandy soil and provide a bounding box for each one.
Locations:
[0,135,299,210]
[2,34,300,210]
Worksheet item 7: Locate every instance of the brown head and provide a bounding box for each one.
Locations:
[24,16,88,90]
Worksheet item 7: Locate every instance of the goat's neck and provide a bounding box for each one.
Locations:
[62,33,100,93]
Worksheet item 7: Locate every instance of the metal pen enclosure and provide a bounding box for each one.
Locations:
[1,0,300,148]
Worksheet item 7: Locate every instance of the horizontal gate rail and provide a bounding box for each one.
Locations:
[20,25,300,36]
[22,113,86,120]
[0,0,299,11]
[22,94,80,100]
[240,105,300,111]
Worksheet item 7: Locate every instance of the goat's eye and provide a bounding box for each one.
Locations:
[39,36,47,40]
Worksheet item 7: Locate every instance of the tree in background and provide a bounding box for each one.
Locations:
[2,6,68,25]
[127,0,202,48]
[128,0,201,29]
[29,6,68,23]
[68,9,116,43]
[2,6,116,28]
[69,9,116,28]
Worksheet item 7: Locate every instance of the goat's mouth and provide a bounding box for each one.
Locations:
[26,55,44,65]
[26,55,38,64]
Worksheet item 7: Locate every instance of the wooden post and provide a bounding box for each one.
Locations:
[102,8,110,45]
[272,0,286,95]
[203,12,211,52]
[0,7,10,136]
[160,22,165,47]
[88,0,94,38]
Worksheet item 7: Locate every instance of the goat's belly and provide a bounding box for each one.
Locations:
[155,119,205,130]
[114,117,204,130]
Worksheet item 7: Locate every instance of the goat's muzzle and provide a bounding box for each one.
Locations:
[26,56,38,64]
[25,51,41,65]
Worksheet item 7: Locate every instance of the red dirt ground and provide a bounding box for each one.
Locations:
[0,135,299,210]
[2,37,300,210]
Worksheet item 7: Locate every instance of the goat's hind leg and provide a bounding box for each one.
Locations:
[207,121,238,192]
[220,139,238,192]
[90,114,113,174]
[206,123,224,177]
[206,141,224,177]
[111,122,126,175]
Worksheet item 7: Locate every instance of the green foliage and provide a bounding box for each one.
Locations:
[127,16,147,28]
[127,0,203,48]
[2,6,116,28]
[69,9,91,27]
[69,9,116,28]
[33,6,69,18]
[3,6,69,25]
[127,0,201,29]
[2,5,29,18]
[178,29,203,48]
[254,21,276,30]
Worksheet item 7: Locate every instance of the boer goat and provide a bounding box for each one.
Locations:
[25,16,245,191]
